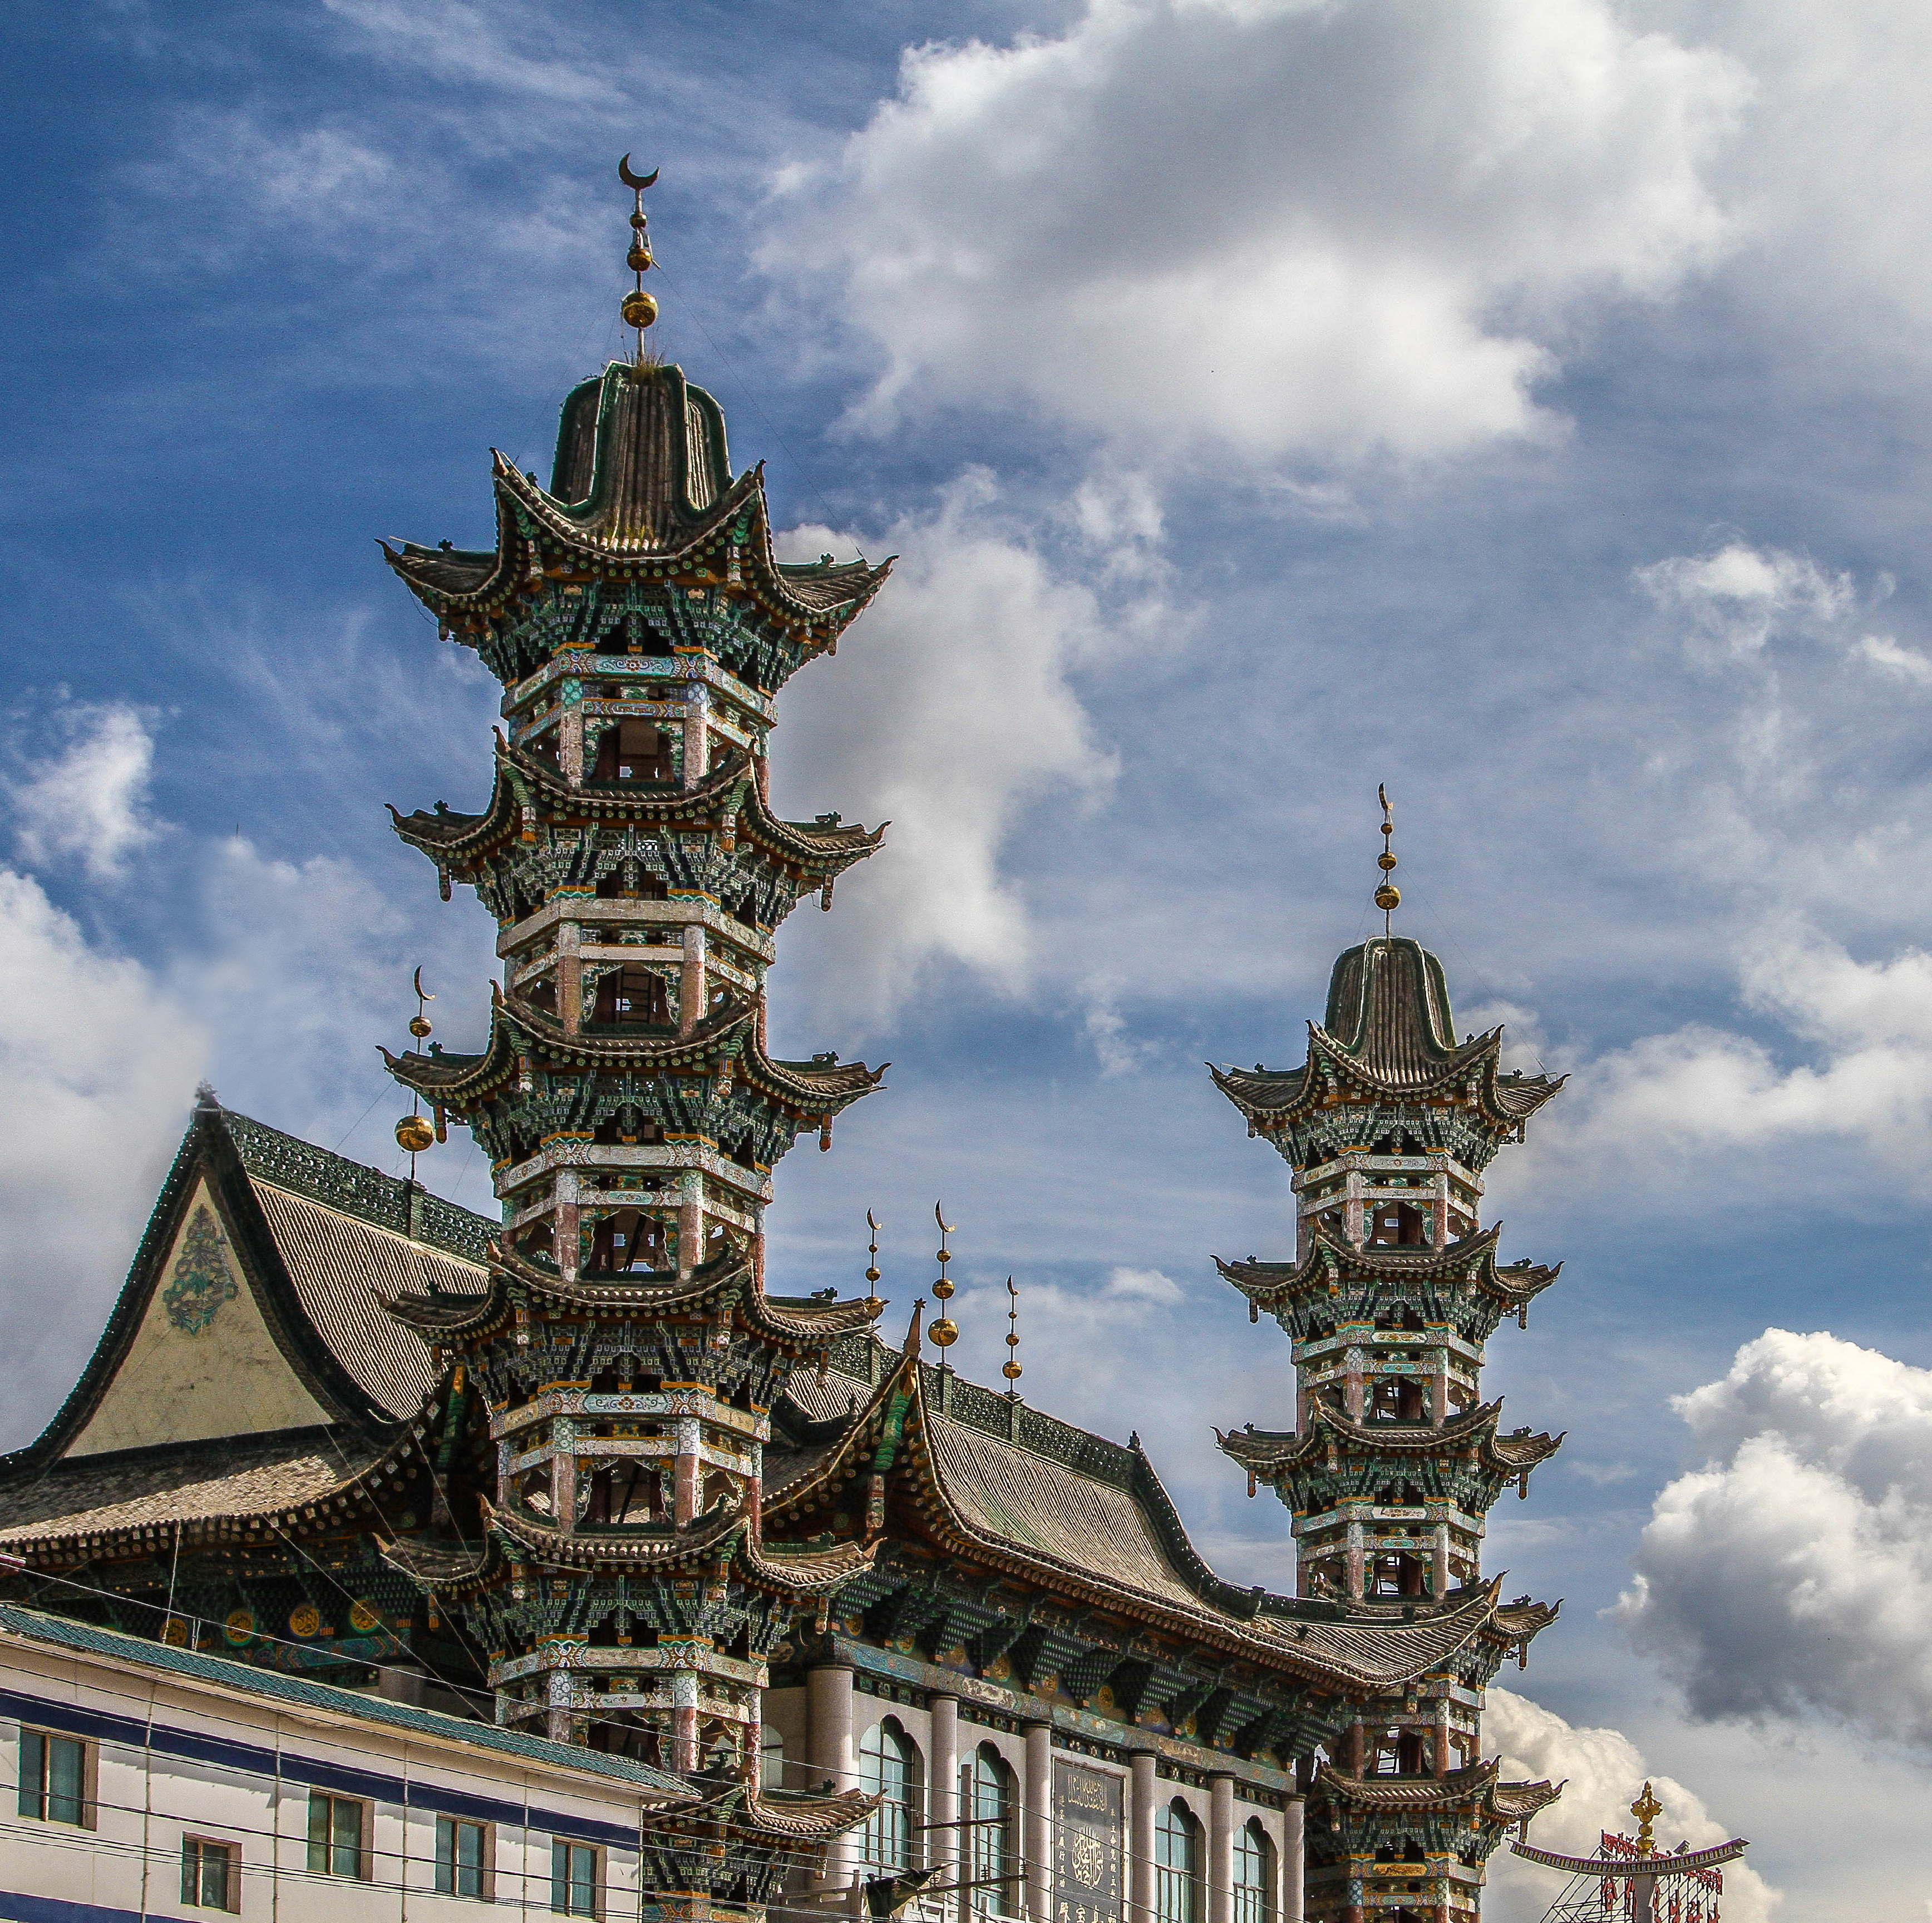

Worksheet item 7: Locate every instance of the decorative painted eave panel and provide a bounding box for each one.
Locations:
[380,363,892,644]
[1314,1758,1564,1825]
[1216,1399,1564,1477]
[381,989,886,1115]
[388,735,886,877]
[1215,1222,1551,1299]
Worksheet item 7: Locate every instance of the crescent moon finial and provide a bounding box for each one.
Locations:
[617,155,659,191]
[412,966,435,1003]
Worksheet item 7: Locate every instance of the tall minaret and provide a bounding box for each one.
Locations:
[376,167,893,1779]
[1211,796,1568,1922]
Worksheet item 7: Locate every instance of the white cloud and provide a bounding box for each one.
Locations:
[773,0,1744,464]
[1513,916,1932,1210]
[1617,1329,1932,1751]
[1103,1264,1182,1302]
[1636,541,1856,657]
[1484,1689,1777,1923]
[0,869,206,1445]
[769,474,1121,1029]
[9,703,161,882]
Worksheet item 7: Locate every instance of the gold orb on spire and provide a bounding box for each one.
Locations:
[396,1114,434,1155]
[617,154,661,352]
[1374,783,1401,927]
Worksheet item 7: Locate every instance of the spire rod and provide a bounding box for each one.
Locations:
[862,1210,886,1321]
[617,154,661,364]
[928,1201,959,1361]
[1002,1275,1022,1398]
[1374,782,1401,935]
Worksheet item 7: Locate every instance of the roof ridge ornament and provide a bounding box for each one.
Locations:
[928,1201,959,1358]
[1374,781,1400,933]
[617,154,661,361]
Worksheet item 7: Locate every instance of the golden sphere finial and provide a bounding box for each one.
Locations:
[396,1114,435,1155]
[1375,884,1401,911]
[928,1318,959,1349]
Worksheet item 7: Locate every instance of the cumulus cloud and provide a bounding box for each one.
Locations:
[1635,540,1921,686]
[774,0,1745,463]
[1483,1689,1776,1923]
[9,703,161,882]
[1523,918,1932,1207]
[1618,1329,1932,1750]
[768,474,1122,1029]
[0,869,206,1444]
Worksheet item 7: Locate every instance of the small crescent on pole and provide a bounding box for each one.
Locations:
[412,966,435,1003]
[618,155,659,191]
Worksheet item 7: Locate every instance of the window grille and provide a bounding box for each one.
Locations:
[181,1837,237,1911]
[553,1840,599,1916]
[17,1730,87,1826]
[306,1792,366,1879]
[968,1745,1018,1917]
[1233,1821,1274,1923]
[437,1816,489,1897]
[1155,1801,1202,1923]
[859,1719,917,1872]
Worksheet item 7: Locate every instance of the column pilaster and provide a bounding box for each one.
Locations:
[1128,1752,1157,1923]
[1208,1775,1235,1923]
[1023,1721,1052,1922]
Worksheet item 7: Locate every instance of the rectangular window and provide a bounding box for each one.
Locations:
[552,1840,599,1917]
[182,1837,238,1911]
[307,1791,368,1880]
[437,1816,490,1899]
[18,1729,89,1826]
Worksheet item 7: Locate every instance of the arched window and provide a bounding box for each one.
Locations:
[969,1745,1018,1916]
[1233,1821,1274,1923]
[1155,1801,1201,1923]
[859,1720,918,1873]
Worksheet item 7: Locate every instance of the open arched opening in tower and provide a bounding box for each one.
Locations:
[590,719,674,783]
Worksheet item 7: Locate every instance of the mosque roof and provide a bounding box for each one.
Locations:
[767,1332,1534,1697]
[0,1102,498,1559]
[388,737,886,876]
[1217,1401,1565,1477]
[381,361,891,646]
[1315,1758,1564,1823]
[1211,937,1564,1132]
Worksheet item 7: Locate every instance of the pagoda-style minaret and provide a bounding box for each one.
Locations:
[1211,794,1567,1922]
[373,166,894,1777]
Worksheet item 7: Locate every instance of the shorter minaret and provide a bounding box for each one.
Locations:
[1211,797,1568,1922]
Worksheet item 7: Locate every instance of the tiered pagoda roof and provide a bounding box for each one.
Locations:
[1216,1222,1563,1318]
[382,984,884,1116]
[381,360,891,653]
[1218,1401,1565,1481]
[387,736,886,899]
[1212,936,1564,1133]
[1313,1758,1564,1824]
[761,1331,1539,1700]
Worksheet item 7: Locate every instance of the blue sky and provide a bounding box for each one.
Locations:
[7,0,1932,1913]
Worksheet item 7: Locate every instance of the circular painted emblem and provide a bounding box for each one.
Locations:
[163,1206,238,1335]
[288,1603,322,1639]
[161,1617,191,1648]
[1070,1837,1105,1888]
[223,1610,255,1647]
[348,1599,382,1634]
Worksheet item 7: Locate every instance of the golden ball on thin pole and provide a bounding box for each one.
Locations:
[622,290,659,329]
[396,1115,435,1154]
[928,1318,959,1349]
